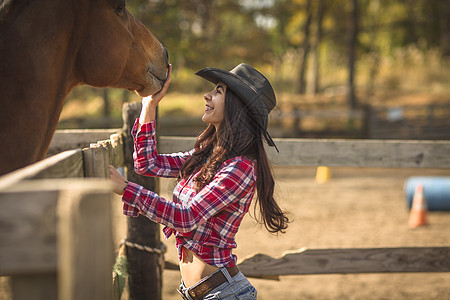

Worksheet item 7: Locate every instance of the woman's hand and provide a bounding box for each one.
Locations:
[140,64,172,124]
[143,64,172,107]
[108,165,128,195]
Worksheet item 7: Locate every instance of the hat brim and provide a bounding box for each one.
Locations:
[195,67,269,126]
[195,68,259,104]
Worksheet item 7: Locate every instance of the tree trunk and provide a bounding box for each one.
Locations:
[295,0,313,94]
[347,0,358,109]
[365,0,381,101]
[440,0,450,56]
[307,0,326,95]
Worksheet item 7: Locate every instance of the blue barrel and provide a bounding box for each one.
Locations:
[404,177,450,211]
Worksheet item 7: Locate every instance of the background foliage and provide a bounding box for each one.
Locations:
[63,0,450,131]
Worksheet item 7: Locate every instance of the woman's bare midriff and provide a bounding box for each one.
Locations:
[179,246,220,288]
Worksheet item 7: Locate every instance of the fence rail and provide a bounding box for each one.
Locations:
[47,131,450,169]
[370,103,450,140]
[238,247,450,280]
[275,102,450,140]
[158,136,450,169]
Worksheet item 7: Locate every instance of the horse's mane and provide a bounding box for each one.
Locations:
[0,0,13,9]
[0,0,13,18]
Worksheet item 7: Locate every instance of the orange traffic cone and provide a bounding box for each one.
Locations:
[408,184,428,228]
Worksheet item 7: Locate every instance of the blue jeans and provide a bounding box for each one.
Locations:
[177,267,257,299]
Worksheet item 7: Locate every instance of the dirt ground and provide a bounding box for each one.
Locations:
[159,166,450,300]
[1,166,449,299]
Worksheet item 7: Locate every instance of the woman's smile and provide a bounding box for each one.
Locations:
[201,82,226,128]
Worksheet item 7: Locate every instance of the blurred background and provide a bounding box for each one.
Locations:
[58,0,450,140]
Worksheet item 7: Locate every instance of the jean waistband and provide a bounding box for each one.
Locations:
[177,266,239,300]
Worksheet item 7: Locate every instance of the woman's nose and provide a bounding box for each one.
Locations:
[204,92,211,101]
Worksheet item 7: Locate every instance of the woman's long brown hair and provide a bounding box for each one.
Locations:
[179,89,289,234]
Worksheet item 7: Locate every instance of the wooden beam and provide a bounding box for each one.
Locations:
[267,138,450,168]
[158,137,450,169]
[11,274,57,300]
[122,102,163,300]
[109,133,125,167]
[0,188,58,275]
[0,179,113,276]
[58,181,113,300]
[86,134,125,168]
[49,129,120,156]
[83,146,109,178]
[0,150,83,189]
[46,133,450,169]
[238,247,450,278]
[0,180,113,299]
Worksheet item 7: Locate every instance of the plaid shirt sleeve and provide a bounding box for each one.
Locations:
[122,157,256,232]
[132,119,193,178]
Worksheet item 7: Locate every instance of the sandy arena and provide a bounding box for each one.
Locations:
[159,166,450,300]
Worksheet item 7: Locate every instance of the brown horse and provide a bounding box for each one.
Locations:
[0,0,169,175]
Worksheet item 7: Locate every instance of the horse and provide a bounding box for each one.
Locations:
[0,0,169,176]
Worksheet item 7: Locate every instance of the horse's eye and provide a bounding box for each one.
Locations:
[116,1,126,16]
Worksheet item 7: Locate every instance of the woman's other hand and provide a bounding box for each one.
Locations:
[108,165,128,195]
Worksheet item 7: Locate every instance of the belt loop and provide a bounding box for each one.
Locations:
[177,288,191,300]
[221,267,234,284]
[177,280,194,300]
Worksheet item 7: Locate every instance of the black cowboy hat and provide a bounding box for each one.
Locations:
[195,63,279,152]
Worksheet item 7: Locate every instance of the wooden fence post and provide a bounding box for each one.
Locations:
[83,146,109,178]
[1,188,59,300]
[122,102,163,300]
[0,180,113,300]
[57,182,113,300]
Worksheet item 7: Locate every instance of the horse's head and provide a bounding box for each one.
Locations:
[75,0,169,96]
[0,0,171,175]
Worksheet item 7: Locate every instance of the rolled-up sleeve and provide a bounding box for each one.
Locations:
[121,157,256,232]
[132,119,193,178]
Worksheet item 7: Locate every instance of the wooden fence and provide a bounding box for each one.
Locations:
[156,135,450,280]
[270,102,450,140]
[0,179,113,300]
[0,129,123,299]
[370,103,450,140]
[1,102,450,299]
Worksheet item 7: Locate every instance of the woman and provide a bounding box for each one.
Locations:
[109,63,289,299]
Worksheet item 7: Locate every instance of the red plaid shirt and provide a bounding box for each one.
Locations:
[122,120,256,267]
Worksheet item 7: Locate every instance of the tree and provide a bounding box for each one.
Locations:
[307,0,327,94]
[295,0,312,94]
[129,0,273,70]
[347,0,358,109]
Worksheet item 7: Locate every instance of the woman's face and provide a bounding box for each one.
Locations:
[202,82,227,129]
